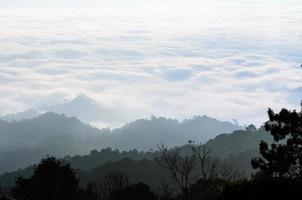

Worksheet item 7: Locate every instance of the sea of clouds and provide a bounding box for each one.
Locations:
[0,0,301,126]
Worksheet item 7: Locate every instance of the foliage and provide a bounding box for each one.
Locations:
[112,182,157,200]
[245,124,257,132]
[218,178,302,200]
[218,107,302,200]
[11,157,80,200]
[67,148,153,170]
[252,108,302,179]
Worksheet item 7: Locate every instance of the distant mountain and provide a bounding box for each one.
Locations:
[0,112,107,173]
[0,112,242,173]
[40,94,119,127]
[0,112,101,152]
[0,95,244,131]
[0,111,242,154]
[110,116,243,150]
[0,112,108,170]
[0,94,122,128]
[0,108,41,122]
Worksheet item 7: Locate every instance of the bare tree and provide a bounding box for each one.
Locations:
[155,143,196,200]
[86,182,101,200]
[219,164,241,182]
[157,181,174,200]
[0,181,2,196]
[98,173,129,200]
[192,143,241,199]
[155,143,241,200]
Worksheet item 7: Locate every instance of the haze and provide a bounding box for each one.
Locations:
[0,0,301,127]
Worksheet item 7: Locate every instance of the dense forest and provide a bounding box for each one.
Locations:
[1,107,301,200]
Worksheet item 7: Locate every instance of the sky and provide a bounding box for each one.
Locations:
[0,0,301,127]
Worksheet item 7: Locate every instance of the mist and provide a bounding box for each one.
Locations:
[0,1,302,199]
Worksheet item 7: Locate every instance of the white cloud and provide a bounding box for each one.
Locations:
[0,0,301,126]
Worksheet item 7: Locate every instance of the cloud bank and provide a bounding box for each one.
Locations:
[0,0,301,126]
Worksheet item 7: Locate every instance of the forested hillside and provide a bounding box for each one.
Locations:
[0,113,241,173]
[0,125,269,187]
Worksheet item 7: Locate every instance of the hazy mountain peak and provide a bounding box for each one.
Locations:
[65,94,99,107]
[50,94,100,111]
[0,95,120,128]
[39,94,115,125]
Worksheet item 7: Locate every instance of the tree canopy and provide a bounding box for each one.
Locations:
[252,108,302,179]
[12,157,80,200]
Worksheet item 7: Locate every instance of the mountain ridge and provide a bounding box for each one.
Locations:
[0,127,271,187]
[0,111,242,173]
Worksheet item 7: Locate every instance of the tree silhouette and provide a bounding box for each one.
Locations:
[217,178,302,200]
[251,108,302,179]
[218,108,302,200]
[12,156,80,200]
[113,182,157,200]
[191,143,241,200]
[0,181,10,200]
[99,173,129,200]
[0,196,11,200]
[245,124,257,132]
[84,182,100,200]
[157,181,174,200]
[0,181,2,196]
[155,143,195,200]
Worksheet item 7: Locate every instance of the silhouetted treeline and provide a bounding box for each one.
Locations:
[1,107,302,199]
[0,126,272,187]
[65,148,153,170]
[219,108,302,199]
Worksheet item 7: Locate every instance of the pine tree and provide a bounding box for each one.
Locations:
[251,108,302,179]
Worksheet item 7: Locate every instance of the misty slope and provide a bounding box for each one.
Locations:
[0,112,101,152]
[0,126,273,187]
[0,109,41,122]
[0,95,121,128]
[0,113,105,173]
[206,126,272,158]
[0,112,241,173]
[111,116,242,150]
